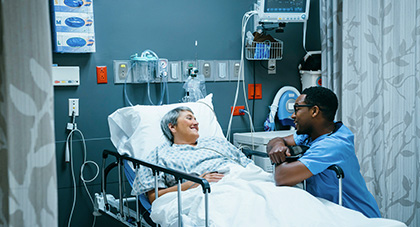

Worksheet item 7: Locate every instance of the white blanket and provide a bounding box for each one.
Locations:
[150,164,406,227]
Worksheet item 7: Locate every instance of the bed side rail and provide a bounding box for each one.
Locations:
[102,149,211,193]
[242,148,268,158]
[242,148,344,179]
[101,149,211,227]
[242,148,345,205]
[101,161,118,192]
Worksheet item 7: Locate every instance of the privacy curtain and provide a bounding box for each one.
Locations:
[0,1,58,226]
[321,0,420,226]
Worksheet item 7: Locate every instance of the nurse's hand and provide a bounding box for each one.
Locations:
[267,138,291,165]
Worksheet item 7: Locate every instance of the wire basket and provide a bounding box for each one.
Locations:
[246,40,283,60]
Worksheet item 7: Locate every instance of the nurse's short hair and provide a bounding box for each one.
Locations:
[302,86,338,121]
[161,106,194,143]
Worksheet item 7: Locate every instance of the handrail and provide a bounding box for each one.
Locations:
[327,165,345,179]
[101,161,118,192]
[103,149,211,193]
[242,148,344,180]
[101,149,212,226]
[242,148,268,158]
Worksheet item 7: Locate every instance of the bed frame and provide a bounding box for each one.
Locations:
[96,149,344,227]
[95,149,211,227]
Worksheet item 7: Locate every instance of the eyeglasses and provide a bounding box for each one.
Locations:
[293,104,315,113]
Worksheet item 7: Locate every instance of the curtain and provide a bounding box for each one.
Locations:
[0,1,58,226]
[321,0,420,226]
[320,0,343,120]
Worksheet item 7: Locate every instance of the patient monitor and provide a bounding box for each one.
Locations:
[256,0,311,23]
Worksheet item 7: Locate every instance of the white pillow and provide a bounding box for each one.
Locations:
[108,94,225,160]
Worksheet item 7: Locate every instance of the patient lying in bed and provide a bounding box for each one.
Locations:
[132,106,253,203]
[131,106,406,227]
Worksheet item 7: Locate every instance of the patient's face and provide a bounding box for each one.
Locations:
[172,111,200,144]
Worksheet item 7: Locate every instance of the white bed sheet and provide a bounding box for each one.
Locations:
[150,164,406,227]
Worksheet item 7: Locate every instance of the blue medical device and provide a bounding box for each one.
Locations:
[264,86,300,131]
[277,89,299,126]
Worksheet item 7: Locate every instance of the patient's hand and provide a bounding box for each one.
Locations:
[201,172,225,183]
[187,172,225,190]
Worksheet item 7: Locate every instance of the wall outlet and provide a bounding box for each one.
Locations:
[96,66,107,83]
[231,106,245,116]
[69,98,79,116]
[248,84,262,99]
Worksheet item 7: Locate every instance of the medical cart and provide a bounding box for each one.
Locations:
[234,130,295,173]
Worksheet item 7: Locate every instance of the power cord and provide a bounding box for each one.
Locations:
[65,113,100,227]
[239,109,255,150]
[226,10,258,141]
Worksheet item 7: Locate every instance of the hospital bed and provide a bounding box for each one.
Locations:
[95,94,407,227]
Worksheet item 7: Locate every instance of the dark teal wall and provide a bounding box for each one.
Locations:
[53,0,320,226]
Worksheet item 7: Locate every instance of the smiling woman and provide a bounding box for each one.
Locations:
[162,107,200,146]
[132,106,253,203]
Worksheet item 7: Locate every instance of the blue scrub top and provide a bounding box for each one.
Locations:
[295,122,381,218]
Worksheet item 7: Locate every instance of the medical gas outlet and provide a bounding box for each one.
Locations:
[118,63,128,79]
[113,60,242,84]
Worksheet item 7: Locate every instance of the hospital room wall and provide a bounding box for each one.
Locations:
[52,0,320,226]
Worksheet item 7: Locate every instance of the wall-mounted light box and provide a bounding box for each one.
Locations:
[52,66,80,86]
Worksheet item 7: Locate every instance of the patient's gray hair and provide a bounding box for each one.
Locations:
[161,106,194,143]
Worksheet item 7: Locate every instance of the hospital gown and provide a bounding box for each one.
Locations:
[131,137,252,195]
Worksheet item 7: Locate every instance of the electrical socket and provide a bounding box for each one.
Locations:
[248,84,262,99]
[231,106,245,116]
[69,98,79,116]
[96,66,107,83]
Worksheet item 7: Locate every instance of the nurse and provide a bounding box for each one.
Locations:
[266,86,381,218]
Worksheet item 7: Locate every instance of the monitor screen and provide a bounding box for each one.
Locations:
[264,0,307,13]
[257,0,310,23]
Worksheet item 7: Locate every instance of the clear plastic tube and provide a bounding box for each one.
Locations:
[226,10,258,141]
[124,62,134,106]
